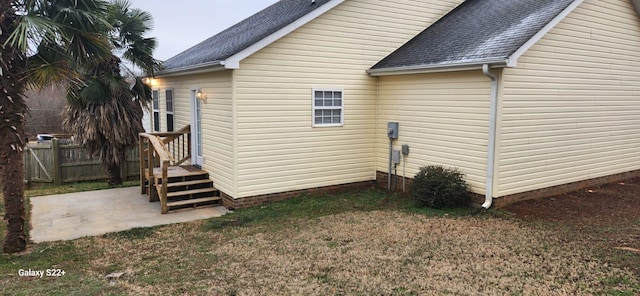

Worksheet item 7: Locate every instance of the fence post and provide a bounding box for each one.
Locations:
[140,137,146,194]
[52,138,62,186]
[120,152,127,182]
[24,145,31,186]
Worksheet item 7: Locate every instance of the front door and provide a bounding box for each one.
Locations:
[190,89,204,167]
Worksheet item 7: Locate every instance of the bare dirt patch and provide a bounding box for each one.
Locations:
[504,177,640,276]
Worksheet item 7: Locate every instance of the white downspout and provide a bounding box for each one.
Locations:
[482,64,499,209]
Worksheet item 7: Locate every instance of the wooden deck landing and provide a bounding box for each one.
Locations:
[151,165,206,179]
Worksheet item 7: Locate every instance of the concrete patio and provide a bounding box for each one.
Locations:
[30,187,227,243]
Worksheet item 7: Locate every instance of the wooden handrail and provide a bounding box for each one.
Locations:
[147,136,171,163]
[148,134,171,213]
[139,125,191,213]
[140,126,190,139]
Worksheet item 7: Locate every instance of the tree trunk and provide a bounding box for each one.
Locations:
[1,0,29,253]
[107,162,123,186]
[0,90,28,254]
[0,152,26,253]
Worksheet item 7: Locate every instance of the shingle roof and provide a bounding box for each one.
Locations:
[370,0,576,72]
[162,0,333,71]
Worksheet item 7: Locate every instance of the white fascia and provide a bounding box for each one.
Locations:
[155,61,226,77]
[506,0,584,67]
[223,0,346,69]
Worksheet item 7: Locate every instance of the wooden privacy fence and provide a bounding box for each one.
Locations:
[24,139,140,186]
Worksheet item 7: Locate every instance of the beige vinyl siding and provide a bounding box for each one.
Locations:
[232,0,462,198]
[498,0,640,197]
[153,71,235,197]
[376,72,492,194]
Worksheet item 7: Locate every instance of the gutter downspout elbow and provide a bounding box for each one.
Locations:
[482,64,499,209]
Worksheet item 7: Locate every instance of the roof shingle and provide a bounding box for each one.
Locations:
[162,0,332,71]
[370,0,576,71]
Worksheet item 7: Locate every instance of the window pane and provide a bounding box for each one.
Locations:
[152,91,159,109]
[166,90,174,112]
[332,116,340,124]
[315,99,323,107]
[153,112,160,132]
[167,114,174,132]
[324,99,333,107]
[325,91,333,99]
[334,91,342,99]
[314,91,323,99]
[335,99,342,106]
[323,117,332,124]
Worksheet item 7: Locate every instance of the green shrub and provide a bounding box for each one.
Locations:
[410,165,471,208]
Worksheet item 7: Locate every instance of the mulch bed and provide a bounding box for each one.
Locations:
[503,177,640,275]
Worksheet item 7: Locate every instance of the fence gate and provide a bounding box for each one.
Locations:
[24,143,55,184]
[24,139,140,186]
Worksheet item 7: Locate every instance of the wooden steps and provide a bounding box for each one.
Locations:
[167,179,212,188]
[166,188,218,198]
[167,196,222,208]
[149,165,222,213]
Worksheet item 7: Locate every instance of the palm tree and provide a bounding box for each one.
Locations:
[2,0,113,253]
[1,0,155,253]
[1,0,29,254]
[63,0,158,185]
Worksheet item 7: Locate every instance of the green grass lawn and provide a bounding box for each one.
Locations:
[0,183,638,295]
[25,181,140,198]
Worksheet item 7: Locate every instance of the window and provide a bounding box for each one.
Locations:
[313,89,343,127]
[166,89,174,132]
[152,90,160,132]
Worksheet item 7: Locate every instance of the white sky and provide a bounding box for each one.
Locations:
[128,0,279,61]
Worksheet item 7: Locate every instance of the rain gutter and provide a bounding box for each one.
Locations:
[367,59,507,76]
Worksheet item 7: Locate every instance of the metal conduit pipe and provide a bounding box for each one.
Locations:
[388,138,393,190]
[482,64,499,209]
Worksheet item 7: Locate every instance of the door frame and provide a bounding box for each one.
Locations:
[190,89,204,167]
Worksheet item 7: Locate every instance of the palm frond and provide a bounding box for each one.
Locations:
[122,37,159,74]
[68,31,112,65]
[26,42,79,88]
[105,0,158,76]
[5,11,61,54]
[50,0,111,31]
[64,91,145,166]
[132,77,152,106]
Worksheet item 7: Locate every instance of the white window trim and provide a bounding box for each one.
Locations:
[312,88,344,128]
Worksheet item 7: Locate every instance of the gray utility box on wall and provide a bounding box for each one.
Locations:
[387,122,399,139]
[392,150,401,164]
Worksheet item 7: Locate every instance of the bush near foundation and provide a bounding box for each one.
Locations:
[410,165,471,208]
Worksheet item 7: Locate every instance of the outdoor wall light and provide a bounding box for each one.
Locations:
[196,88,208,103]
[143,77,157,86]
